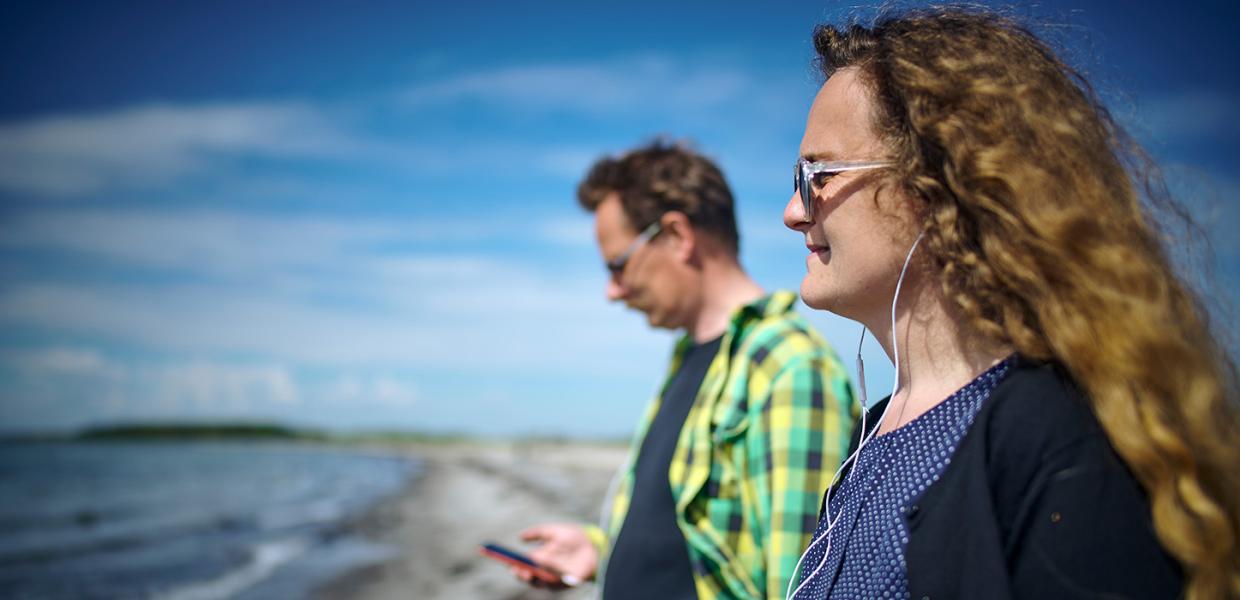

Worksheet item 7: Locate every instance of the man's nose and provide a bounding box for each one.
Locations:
[605,276,626,302]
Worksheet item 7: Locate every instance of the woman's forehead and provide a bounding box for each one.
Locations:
[800,69,885,160]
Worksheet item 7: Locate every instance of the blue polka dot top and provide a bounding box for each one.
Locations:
[791,357,1014,600]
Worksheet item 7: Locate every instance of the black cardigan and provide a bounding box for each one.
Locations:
[826,357,1183,599]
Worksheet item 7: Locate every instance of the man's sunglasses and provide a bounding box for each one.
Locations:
[794,158,891,221]
[606,220,663,278]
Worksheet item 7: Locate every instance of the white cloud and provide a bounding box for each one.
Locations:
[323,374,418,407]
[536,214,597,247]
[0,102,574,198]
[0,209,527,284]
[143,361,299,409]
[10,347,118,378]
[0,56,806,204]
[0,350,300,423]
[403,56,769,118]
[0,263,664,376]
[534,147,606,179]
[0,205,607,273]
[0,103,367,196]
[0,76,768,200]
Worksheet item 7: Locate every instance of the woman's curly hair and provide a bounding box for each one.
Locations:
[812,6,1239,598]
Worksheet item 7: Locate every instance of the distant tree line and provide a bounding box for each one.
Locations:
[77,423,327,441]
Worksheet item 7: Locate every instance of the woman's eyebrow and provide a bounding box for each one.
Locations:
[800,149,842,162]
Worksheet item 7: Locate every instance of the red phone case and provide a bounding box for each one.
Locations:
[478,544,565,585]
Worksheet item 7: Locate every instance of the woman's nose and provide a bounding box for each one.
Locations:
[784,190,811,230]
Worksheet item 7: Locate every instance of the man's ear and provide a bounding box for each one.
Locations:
[661,211,696,263]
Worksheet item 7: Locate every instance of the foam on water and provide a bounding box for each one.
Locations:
[154,537,311,600]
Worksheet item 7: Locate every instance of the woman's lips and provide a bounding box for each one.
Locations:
[807,243,830,259]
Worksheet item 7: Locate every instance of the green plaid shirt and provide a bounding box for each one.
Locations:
[589,291,854,599]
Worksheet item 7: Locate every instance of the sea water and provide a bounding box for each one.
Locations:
[0,441,418,599]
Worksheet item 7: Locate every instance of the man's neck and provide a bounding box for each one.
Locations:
[685,259,764,344]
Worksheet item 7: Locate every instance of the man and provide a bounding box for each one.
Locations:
[516,141,854,599]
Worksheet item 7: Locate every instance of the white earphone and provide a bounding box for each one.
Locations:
[786,231,924,600]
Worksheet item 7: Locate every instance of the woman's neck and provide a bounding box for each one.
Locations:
[867,276,1011,435]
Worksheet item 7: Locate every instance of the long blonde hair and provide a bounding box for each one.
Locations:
[813,7,1239,598]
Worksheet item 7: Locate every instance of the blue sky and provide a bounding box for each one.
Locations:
[1,1,1237,437]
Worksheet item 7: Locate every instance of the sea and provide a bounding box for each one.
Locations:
[0,440,420,600]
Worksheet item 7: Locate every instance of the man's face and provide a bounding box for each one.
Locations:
[594,194,686,330]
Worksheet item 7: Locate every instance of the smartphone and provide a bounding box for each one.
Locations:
[479,542,579,587]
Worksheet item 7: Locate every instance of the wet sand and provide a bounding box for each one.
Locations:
[315,440,627,600]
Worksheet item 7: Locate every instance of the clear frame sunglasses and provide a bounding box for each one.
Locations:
[793,158,891,221]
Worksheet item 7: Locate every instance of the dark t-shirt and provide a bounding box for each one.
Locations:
[602,336,722,599]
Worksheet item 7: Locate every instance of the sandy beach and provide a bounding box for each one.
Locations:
[315,440,628,600]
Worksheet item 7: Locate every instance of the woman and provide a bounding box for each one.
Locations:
[783,7,1238,600]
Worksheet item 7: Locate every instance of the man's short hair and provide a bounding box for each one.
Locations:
[577,140,740,256]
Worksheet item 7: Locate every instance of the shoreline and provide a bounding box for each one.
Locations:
[314,440,627,600]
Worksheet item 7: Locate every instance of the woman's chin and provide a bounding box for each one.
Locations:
[799,282,833,311]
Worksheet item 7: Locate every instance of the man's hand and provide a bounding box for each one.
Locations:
[511,523,599,589]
